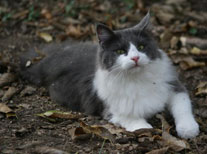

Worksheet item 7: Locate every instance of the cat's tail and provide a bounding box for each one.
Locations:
[20,41,69,86]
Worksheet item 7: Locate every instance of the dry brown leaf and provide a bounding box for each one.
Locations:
[162,131,190,151]
[2,87,18,101]
[38,32,53,42]
[37,110,82,120]
[20,86,36,96]
[69,127,91,141]
[195,82,207,96]
[160,29,173,49]
[6,112,17,118]
[171,55,206,70]
[190,47,207,55]
[152,4,174,24]
[0,73,16,88]
[0,103,13,113]
[179,57,205,70]
[156,114,171,132]
[170,36,179,49]
[66,25,84,38]
[12,10,29,19]
[146,147,169,154]
[156,114,190,152]
[102,123,125,135]
[180,36,207,49]
[41,9,52,20]
[80,121,115,143]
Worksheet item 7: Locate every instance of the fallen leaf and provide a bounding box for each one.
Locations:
[134,128,162,137]
[152,4,174,24]
[65,24,90,39]
[37,110,82,120]
[146,147,169,154]
[195,82,207,96]
[6,112,17,118]
[102,123,125,135]
[160,29,173,49]
[66,25,83,38]
[180,36,207,49]
[0,73,16,88]
[156,114,190,152]
[12,10,29,19]
[0,103,12,113]
[41,9,52,20]
[20,86,36,96]
[162,131,190,151]
[179,58,205,70]
[38,32,53,42]
[80,121,115,143]
[2,87,18,101]
[171,55,206,70]
[69,127,91,141]
[156,114,171,132]
[34,146,69,154]
[0,103,16,118]
[16,141,43,150]
[190,47,207,55]
[170,36,179,49]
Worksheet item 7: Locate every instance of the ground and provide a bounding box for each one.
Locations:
[0,0,207,153]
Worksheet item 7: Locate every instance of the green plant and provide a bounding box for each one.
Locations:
[123,0,135,9]
[27,5,40,21]
[99,139,106,154]
[1,12,12,22]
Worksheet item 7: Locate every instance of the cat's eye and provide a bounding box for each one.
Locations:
[116,50,125,54]
[138,45,144,50]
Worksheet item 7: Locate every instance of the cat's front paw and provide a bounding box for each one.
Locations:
[176,119,199,139]
[125,120,153,132]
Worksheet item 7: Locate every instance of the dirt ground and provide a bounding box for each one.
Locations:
[0,0,207,153]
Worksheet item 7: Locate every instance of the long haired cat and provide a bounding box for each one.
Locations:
[20,12,199,139]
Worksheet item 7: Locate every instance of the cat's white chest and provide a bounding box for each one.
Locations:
[93,68,170,119]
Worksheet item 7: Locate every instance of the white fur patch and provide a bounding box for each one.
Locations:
[168,92,199,139]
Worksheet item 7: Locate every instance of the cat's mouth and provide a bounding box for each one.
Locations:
[129,64,139,70]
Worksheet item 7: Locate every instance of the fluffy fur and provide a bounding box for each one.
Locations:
[20,12,199,139]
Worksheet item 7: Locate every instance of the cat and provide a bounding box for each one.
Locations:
[20,12,199,139]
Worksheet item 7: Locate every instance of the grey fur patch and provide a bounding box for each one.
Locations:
[168,80,186,93]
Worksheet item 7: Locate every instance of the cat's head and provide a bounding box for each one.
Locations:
[96,12,161,73]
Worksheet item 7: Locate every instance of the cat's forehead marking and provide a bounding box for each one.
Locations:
[128,43,139,57]
[129,43,138,52]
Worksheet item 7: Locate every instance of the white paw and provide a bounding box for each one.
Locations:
[176,119,199,139]
[125,121,153,132]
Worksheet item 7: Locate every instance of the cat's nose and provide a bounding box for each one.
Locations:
[131,56,139,63]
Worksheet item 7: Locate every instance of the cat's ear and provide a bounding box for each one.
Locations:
[96,23,115,44]
[133,11,150,30]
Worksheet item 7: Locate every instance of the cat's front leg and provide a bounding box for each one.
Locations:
[168,92,199,139]
[110,115,152,132]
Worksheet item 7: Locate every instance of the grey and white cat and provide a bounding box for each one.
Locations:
[20,12,199,139]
